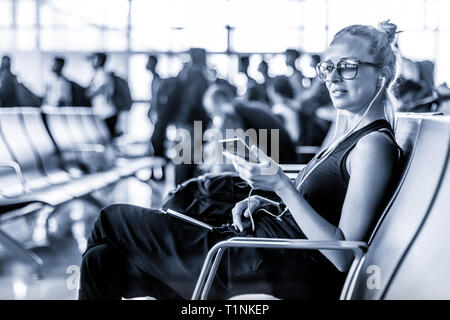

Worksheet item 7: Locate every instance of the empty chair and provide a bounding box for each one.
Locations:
[80,111,109,146]
[19,108,74,184]
[61,107,166,178]
[0,131,28,198]
[0,108,52,190]
[20,108,118,197]
[43,108,84,172]
[0,108,73,206]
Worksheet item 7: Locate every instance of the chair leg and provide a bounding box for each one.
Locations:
[0,229,44,280]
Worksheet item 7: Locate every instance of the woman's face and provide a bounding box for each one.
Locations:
[325,36,382,113]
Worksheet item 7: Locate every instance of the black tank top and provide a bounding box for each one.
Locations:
[292,119,399,228]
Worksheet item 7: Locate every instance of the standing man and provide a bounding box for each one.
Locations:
[0,55,19,107]
[44,57,72,107]
[285,48,305,100]
[237,55,257,97]
[86,52,117,139]
[173,48,211,184]
[146,54,163,124]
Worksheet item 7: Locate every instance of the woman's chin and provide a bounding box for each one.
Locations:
[333,102,348,110]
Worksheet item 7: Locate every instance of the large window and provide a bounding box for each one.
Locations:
[0,0,449,94]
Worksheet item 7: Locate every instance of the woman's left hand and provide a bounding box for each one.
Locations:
[223,145,290,192]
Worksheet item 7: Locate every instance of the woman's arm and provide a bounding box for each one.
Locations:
[279,132,396,271]
[228,133,396,272]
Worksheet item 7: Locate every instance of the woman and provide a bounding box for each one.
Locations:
[79,21,402,300]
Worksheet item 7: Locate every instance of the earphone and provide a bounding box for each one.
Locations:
[241,69,390,229]
[378,74,386,88]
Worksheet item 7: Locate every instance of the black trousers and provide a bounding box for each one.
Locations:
[79,204,344,300]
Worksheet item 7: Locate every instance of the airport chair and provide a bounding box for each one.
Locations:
[19,108,74,184]
[192,114,450,300]
[0,108,115,278]
[20,108,120,199]
[0,108,73,205]
[61,107,166,179]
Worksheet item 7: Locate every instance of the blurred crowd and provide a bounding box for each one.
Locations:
[0,47,448,184]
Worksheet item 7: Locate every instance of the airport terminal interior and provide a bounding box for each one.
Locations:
[0,0,450,300]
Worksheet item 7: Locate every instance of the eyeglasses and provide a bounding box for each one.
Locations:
[316,58,382,82]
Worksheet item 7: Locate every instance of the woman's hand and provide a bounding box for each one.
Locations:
[231,195,279,232]
[224,145,291,193]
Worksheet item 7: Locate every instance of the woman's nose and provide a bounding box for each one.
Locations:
[328,67,342,83]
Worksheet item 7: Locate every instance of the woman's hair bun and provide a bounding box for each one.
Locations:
[378,20,399,44]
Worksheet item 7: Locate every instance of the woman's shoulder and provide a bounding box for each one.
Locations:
[345,131,398,176]
[351,130,398,165]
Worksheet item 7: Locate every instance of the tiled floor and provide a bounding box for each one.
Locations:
[0,169,174,300]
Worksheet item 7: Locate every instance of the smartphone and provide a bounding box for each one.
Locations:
[218,137,260,163]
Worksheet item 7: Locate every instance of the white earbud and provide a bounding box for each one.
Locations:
[379,75,386,88]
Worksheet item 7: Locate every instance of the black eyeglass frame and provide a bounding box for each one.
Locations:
[315,58,382,82]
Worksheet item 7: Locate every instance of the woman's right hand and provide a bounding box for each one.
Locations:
[231,195,278,232]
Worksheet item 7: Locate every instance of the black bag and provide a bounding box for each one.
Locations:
[162,172,282,227]
[110,72,133,111]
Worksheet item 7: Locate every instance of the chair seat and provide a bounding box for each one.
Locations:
[0,183,27,198]
[45,170,73,185]
[8,185,74,207]
[26,177,52,190]
[55,170,121,197]
[115,157,166,177]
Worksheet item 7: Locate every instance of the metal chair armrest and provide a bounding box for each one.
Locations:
[192,237,368,300]
[0,161,28,195]
[61,144,106,154]
[296,146,320,155]
[280,164,306,171]
[280,164,306,180]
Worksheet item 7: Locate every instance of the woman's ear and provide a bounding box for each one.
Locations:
[380,66,391,84]
[378,74,386,88]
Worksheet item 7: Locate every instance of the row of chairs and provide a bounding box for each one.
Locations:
[0,106,165,277]
[193,112,450,299]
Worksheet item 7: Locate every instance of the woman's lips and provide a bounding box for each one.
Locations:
[331,89,348,98]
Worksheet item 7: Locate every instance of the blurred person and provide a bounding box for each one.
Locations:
[435,83,450,114]
[171,48,211,184]
[79,20,403,301]
[43,57,72,107]
[212,68,238,97]
[295,54,333,148]
[267,75,301,145]
[255,59,271,104]
[0,55,18,107]
[237,55,257,96]
[86,52,118,138]
[149,76,183,162]
[258,60,271,85]
[146,54,163,123]
[285,48,305,100]
[198,84,247,174]
[396,57,435,112]
[0,55,42,107]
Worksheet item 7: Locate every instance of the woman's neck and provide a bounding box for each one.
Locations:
[345,101,386,132]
